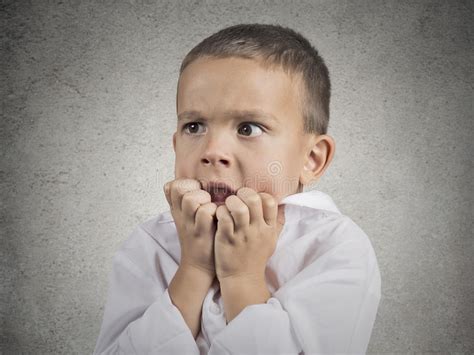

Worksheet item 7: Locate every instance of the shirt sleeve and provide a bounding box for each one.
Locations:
[208,298,303,355]
[208,238,381,355]
[93,237,199,354]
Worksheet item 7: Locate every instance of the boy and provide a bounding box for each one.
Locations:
[94,23,381,354]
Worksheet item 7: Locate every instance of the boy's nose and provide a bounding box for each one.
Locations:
[201,155,230,167]
[200,134,231,168]
[201,151,230,167]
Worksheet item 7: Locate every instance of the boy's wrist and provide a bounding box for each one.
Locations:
[169,262,215,340]
[219,273,271,323]
[178,262,216,285]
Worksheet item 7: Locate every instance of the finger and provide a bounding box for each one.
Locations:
[181,189,212,220]
[163,181,172,206]
[236,187,263,225]
[258,192,278,226]
[195,202,217,235]
[170,179,201,212]
[216,205,234,238]
[224,194,250,232]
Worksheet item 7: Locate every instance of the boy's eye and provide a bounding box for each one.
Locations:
[237,123,263,137]
[183,122,206,135]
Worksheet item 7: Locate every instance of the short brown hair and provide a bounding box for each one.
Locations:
[178,23,331,135]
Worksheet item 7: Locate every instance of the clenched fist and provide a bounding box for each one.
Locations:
[214,187,279,281]
[164,178,218,278]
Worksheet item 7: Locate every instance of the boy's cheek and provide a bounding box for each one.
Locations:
[174,164,191,180]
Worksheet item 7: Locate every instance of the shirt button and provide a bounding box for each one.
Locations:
[210,303,221,314]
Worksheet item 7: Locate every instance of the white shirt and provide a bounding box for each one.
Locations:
[94,190,381,354]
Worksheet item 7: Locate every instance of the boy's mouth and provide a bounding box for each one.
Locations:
[204,182,237,205]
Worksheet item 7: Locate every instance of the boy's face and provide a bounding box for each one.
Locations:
[174,56,314,205]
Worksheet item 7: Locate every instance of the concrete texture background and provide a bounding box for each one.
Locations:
[1,0,472,353]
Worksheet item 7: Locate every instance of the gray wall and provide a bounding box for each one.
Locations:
[1,0,472,353]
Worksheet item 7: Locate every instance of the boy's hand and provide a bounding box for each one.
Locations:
[214,187,278,282]
[164,178,218,278]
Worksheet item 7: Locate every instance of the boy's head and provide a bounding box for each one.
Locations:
[173,23,335,205]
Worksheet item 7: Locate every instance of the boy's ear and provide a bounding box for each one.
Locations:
[299,134,335,186]
[172,132,177,153]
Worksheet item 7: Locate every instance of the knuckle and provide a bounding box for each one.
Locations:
[202,189,212,199]
[216,206,230,219]
[237,188,260,205]
[226,194,239,202]
[181,198,195,212]
[246,193,261,205]
[233,206,248,216]
[186,178,200,189]
[224,194,239,208]
[266,200,276,209]
[206,202,217,213]
[176,179,194,193]
[236,187,253,198]
[198,189,211,200]
[196,202,211,215]
[170,181,183,196]
[168,180,176,193]
[261,193,276,207]
[176,184,187,195]
[183,191,195,201]
[182,191,196,203]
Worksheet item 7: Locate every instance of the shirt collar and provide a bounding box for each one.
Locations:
[278,189,341,215]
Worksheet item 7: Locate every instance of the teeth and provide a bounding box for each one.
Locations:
[210,186,228,192]
[213,188,228,194]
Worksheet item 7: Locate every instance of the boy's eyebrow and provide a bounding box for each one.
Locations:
[177,109,278,123]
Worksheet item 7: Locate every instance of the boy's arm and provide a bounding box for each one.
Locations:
[93,227,201,355]
[208,237,381,355]
[168,263,215,339]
